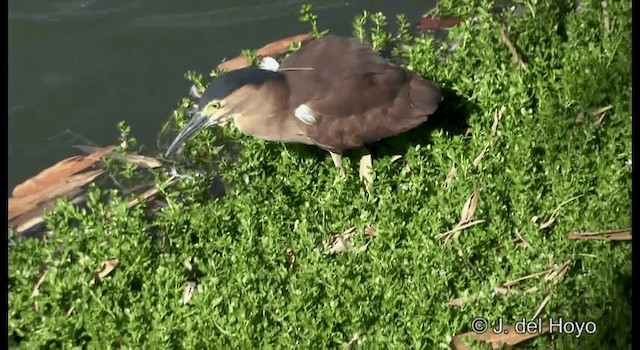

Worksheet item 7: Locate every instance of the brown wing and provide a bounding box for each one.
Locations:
[279,35,388,102]
[280,35,442,152]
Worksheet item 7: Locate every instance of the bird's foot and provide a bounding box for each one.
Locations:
[357,148,373,191]
[330,151,346,181]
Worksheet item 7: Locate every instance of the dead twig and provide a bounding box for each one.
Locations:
[31,270,49,297]
[567,228,631,241]
[531,293,552,320]
[443,162,457,187]
[436,189,484,244]
[499,24,527,69]
[473,106,506,168]
[539,194,585,229]
[544,259,572,283]
[502,268,554,288]
[514,229,532,248]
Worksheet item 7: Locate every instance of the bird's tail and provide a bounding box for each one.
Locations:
[409,77,443,116]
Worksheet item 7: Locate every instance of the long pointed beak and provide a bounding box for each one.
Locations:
[165,111,211,157]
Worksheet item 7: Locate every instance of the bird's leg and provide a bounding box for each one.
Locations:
[329,151,346,178]
[357,147,373,189]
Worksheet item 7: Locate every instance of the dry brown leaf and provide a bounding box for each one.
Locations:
[345,333,360,349]
[127,178,177,208]
[330,236,353,254]
[9,169,104,221]
[544,260,571,282]
[493,286,510,295]
[390,155,403,163]
[538,216,556,230]
[78,254,90,267]
[499,24,527,69]
[590,105,613,117]
[328,226,372,254]
[93,258,119,283]
[491,106,506,136]
[472,141,492,168]
[183,258,193,271]
[470,107,506,166]
[255,33,312,58]
[539,194,584,229]
[356,241,371,253]
[31,270,48,297]
[593,111,607,126]
[365,225,378,237]
[218,33,312,72]
[460,189,481,224]
[443,163,457,187]
[401,164,412,176]
[66,305,75,317]
[448,296,468,306]
[218,56,253,72]
[182,281,197,304]
[11,145,114,198]
[451,323,549,350]
[118,154,162,168]
[436,220,486,244]
[513,229,531,248]
[13,191,86,234]
[342,226,357,237]
[359,153,373,190]
[567,228,631,241]
[74,145,162,168]
[10,187,82,229]
[502,268,554,288]
[531,293,552,320]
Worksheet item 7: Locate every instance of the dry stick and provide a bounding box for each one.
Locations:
[472,106,505,168]
[499,24,527,69]
[31,270,49,297]
[567,228,631,241]
[436,219,486,240]
[502,268,555,288]
[544,259,572,282]
[539,194,585,229]
[591,105,614,116]
[472,141,492,168]
[65,305,75,317]
[514,229,532,248]
[531,293,552,320]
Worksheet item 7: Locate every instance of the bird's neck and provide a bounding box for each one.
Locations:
[234,113,307,144]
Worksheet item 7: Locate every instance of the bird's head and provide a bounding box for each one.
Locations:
[165,66,281,157]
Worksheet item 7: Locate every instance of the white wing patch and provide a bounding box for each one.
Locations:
[259,56,280,72]
[294,104,317,125]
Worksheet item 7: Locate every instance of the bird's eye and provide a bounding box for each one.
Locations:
[210,101,222,109]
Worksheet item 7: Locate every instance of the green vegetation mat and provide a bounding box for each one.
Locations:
[9,1,631,348]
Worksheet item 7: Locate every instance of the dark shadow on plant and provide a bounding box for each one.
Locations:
[365,86,477,159]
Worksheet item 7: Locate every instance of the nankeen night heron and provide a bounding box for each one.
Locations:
[166,35,442,184]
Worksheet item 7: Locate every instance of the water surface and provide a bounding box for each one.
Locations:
[8,0,435,191]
